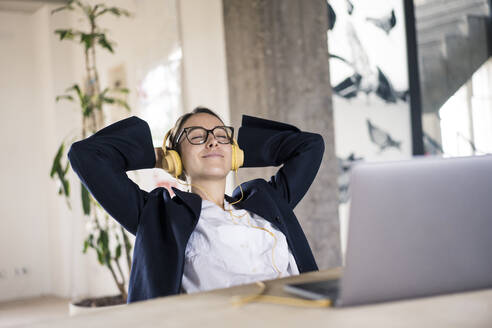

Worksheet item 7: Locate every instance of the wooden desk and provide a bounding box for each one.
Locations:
[28,268,492,327]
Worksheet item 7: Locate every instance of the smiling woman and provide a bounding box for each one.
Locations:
[68,106,325,303]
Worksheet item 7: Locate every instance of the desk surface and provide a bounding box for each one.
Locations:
[28,268,492,328]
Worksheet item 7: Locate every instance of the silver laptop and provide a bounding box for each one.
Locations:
[285,155,492,307]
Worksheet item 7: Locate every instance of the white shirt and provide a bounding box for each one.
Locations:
[181,198,299,294]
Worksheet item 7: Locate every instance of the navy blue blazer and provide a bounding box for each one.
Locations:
[68,114,324,303]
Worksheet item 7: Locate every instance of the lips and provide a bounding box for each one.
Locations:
[202,153,224,158]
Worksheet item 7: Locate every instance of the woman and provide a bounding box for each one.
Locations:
[68,107,324,303]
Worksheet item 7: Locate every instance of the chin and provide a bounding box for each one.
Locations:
[200,169,229,180]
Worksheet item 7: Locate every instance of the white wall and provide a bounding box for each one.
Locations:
[0,5,73,301]
[0,2,93,302]
[178,0,234,193]
[178,0,230,122]
[0,8,47,302]
[0,0,189,302]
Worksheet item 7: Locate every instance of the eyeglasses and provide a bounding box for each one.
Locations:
[175,126,234,145]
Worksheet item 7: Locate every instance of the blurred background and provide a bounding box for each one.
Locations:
[0,0,490,323]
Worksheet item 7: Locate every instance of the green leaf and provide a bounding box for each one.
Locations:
[96,34,114,53]
[51,3,75,15]
[65,84,83,100]
[54,29,76,41]
[92,4,102,16]
[104,250,111,264]
[102,97,115,104]
[101,96,130,112]
[72,0,85,10]
[81,183,91,216]
[96,229,112,265]
[96,231,102,246]
[50,143,70,198]
[95,6,131,18]
[80,33,94,52]
[86,234,94,250]
[63,161,70,175]
[115,244,121,259]
[113,98,131,112]
[50,143,64,178]
[61,176,70,197]
[55,95,74,102]
[115,88,129,94]
[54,163,69,196]
[83,240,89,253]
[96,249,104,265]
[100,87,110,97]
[55,167,64,189]
[100,230,109,250]
[79,1,93,20]
[110,7,131,17]
[83,103,94,117]
[64,84,92,117]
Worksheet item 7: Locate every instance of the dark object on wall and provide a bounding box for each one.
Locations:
[367,119,402,152]
[366,9,396,34]
[337,153,363,203]
[330,54,408,103]
[375,67,409,103]
[327,3,337,30]
[332,73,361,99]
[423,133,444,155]
[456,131,484,154]
[346,0,354,15]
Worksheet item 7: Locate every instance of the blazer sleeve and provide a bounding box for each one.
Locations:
[237,115,325,209]
[67,116,157,235]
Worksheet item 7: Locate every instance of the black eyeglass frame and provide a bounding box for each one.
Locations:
[174,125,235,146]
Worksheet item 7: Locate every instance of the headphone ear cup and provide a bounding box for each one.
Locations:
[164,149,183,178]
[162,129,183,178]
[231,140,244,171]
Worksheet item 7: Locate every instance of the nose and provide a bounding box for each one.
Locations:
[205,131,219,148]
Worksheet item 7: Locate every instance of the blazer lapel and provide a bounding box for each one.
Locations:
[171,187,202,219]
[226,187,280,225]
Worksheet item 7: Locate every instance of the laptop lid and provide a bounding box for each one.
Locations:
[338,155,492,306]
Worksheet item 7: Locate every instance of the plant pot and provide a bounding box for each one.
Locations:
[69,294,126,316]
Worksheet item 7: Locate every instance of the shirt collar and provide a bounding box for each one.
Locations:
[171,185,279,222]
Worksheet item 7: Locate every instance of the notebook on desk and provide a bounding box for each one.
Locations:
[285,155,492,307]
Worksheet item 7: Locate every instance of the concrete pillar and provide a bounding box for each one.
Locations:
[223,0,341,269]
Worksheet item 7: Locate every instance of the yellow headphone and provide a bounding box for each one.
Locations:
[161,128,244,179]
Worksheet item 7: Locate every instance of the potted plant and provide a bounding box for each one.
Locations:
[49,0,133,314]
